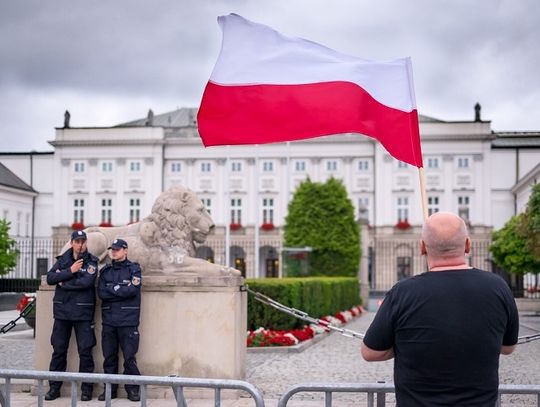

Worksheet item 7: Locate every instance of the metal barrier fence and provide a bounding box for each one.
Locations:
[0,369,265,407]
[277,382,540,407]
[277,383,394,407]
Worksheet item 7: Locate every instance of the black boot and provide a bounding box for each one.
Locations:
[98,390,117,401]
[127,389,140,402]
[44,388,61,401]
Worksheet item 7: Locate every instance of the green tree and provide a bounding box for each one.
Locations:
[283,178,360,277]
[0,219,19,276]
[490,213,540,275]
[520,183,540,261]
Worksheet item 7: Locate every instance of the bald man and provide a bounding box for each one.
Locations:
[361,212,519,406]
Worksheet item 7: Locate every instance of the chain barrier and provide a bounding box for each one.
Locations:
[0,299,35,335]
[243,285,540,345]
[243,285,364,339]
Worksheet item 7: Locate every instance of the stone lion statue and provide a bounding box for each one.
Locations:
[65,187,240,276]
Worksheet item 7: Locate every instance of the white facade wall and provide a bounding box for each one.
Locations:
[0,187,34,237]
[0,153,53,237]
[1,109,539,279]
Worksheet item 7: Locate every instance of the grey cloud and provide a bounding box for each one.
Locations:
[0,0,539,151]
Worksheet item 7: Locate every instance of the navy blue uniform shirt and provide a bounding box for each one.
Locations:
[98,259,142,327]
[47,248,98,321]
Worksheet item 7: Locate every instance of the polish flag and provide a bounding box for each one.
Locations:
[198,14,423,168]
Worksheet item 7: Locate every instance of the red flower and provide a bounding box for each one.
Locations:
[395,220,411,230]
[99,221,113,227]
[334,312,347,324]
[290,326,315,342]
[71,222,85,230]
[261,223,275,231]
[230,223,242,231]
[247,306,363,347]
[16,295,32,312]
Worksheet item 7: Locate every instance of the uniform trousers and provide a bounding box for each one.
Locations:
[49,319,96,393]
[102,324,141,393]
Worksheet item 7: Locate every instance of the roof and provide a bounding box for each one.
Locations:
[117,108,445,129]
[512,162,540,193]
[116,108,197,128]
[0,163,35,193]
[418,114,444,123]
[491,132,540,148]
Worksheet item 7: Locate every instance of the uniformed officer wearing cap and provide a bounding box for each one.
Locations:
[45,230,99,401]
[97,238,142,402]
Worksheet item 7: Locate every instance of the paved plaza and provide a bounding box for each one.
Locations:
[1,309,540,406]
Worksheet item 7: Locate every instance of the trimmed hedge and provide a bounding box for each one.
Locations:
[246,277,361,330]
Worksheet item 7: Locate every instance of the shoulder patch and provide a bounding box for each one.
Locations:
[88,265,96,275]
[132,276,141,286]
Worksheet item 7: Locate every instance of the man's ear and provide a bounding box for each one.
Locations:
[420,240,427,255]
[465,237,471,254]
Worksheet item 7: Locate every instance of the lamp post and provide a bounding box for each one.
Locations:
[357,204,370,309]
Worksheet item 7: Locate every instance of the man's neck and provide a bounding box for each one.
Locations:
[428,257,471,272]
[429,264,471,272]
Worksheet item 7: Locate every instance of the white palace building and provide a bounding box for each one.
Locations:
[1,105,539,291]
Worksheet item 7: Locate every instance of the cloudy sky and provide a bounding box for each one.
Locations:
[1,0,539,152]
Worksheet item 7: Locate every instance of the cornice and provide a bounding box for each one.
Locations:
[50,139,166,147]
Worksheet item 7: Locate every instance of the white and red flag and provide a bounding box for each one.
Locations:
[198,14,423,168]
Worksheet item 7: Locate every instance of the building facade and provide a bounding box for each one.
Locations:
[1,107,539,288]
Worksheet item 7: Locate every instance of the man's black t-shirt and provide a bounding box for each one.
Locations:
[363,268,519,407]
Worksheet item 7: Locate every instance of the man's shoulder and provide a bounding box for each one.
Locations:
[58,248,73,261]
[86,252,99,263]
[127,260,141,270]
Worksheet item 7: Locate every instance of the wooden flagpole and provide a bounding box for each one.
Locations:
[418,167,428,222]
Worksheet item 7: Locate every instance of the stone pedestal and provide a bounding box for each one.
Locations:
[34,274,246,397]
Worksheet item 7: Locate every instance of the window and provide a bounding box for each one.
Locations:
[427,157,439,169]
[201,198,212,216]
[74,162,85,173]
[397,256,412,281]
[397,196,409,222]
[101,161,113,172]
[101,199,112,224]
[457,157,470,169]
[262,198,274,224]
[358,197,369,221]
[73,199,85,223]
[427,196,440,216]
[262,161,274,172]
[358,160,369,171]
[170,162,182,173]
[129,198,141,223]
[458,195,470,221]
[231,198,242,224]
[25,213,30,237]
[231,161,242,172]
[200,162,212,172]
[398,161,408,169]
[326,160,337,171]
[16,211,21,236]
[295,160,306,172]
[129,161,142,172]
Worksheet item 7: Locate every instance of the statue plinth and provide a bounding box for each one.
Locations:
[34,273,247,398]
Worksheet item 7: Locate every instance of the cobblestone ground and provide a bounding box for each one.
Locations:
[2,312,540,405]
[246,312,540,405]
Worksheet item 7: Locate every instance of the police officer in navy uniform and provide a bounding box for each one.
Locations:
[45,230,98,401]
[97,238,142,402]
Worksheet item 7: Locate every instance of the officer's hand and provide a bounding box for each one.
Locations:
[70,259,83,273]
